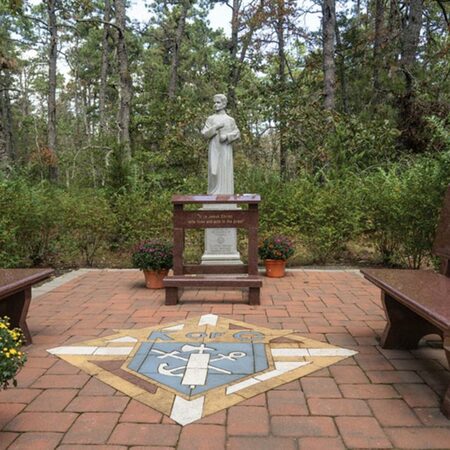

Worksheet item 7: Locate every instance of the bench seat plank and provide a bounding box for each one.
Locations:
[361,268,450,330]
[0,268,54,344]
[164,275,262,288]
[0,268,54,298]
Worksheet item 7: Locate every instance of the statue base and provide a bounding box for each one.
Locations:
[201,203,243,265]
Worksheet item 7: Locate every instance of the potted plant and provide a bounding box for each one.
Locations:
[132,240,173,289]
[258,235,294,278]
[0,317,27,390]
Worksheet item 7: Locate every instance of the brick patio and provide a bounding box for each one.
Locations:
[1,268,449,449]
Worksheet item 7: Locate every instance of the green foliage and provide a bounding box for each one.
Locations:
[1,0,449,271]
[106,144,132,193]
[0,316,26,390]
[60,190,116,267]
[362,152,450,268]
[131,240,173,271]
[360,169,403,265]
[112,188,172,247]
[296,178,362,263]
[0,219,19,267]
[0,178,62,266]
[1,153,449,269]
[324,116,401,172]
[236,170,303,236]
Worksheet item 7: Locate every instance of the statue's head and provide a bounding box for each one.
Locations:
[213,94,227,112]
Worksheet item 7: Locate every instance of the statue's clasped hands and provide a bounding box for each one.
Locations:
[216,123,228,143]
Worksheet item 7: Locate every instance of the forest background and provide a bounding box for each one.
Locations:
[0,0,449,270]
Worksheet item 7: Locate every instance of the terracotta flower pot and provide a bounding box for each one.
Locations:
[143,269,169,289]
[264,259,286,278]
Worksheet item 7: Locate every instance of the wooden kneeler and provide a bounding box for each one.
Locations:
[164,194,262,305]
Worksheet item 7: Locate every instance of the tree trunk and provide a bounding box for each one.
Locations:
[276,0,287,178]
[168,0,191,99]
[115,0,132,159]
[0,80,15,164]
[322,0,336,110]
[47,0,58,180]
[387,0,401,64]
[400,0,423,93]
[335,21,349,113]
[227,0,240,111]
[227,0,265,111]
[372,0,385,105]
[99,0,111,135]
[397,0,424,152]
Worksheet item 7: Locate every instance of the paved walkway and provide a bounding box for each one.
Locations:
[1,269,449,449]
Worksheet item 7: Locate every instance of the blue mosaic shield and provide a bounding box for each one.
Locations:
[127,341,268,396]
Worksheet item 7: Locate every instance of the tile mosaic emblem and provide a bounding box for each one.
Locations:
[47,314,357,425]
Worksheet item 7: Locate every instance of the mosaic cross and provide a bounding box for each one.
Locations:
[48,315,357,425]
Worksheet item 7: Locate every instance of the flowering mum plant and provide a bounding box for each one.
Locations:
[0,317,26,389]
[132,240,173,271]
[258,235,294,261]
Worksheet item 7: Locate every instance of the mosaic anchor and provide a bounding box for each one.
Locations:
[48,314,358,425]
[154,344,245,382]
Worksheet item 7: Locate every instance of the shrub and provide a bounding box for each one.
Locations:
[361,169,403,265]
[296,178,362,263]
[112,188,172,246]
[236,170,303,236]
[60,190,116,266]
[0,317,27,389]
[0,178,62,266]
[362,152,450,268]
[0,220,20,267]
[324,115,400,172]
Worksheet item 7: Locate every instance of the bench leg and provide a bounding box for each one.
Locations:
[4,288,32,345]
[248,287,260,305]
[381,293,440,349]
[165,287,179,306]
[443,335,450,418]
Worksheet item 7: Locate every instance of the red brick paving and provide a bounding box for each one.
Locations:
[336,417,392,448]
[267,390,308,415]
[0,268,449,449]
[6,432,63,450]
[272,415,337,437]
[228,406,269,436]
[298,437,346,450]
[4,412,77,433]
[25,389,78,412]
[108,423,180,446]
[178,424,226,450]
[227,436,297,450]
[119,399,163,423]
[0,432,18,450]
[61,412,120,444]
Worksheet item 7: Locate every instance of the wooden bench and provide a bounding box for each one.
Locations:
[361,184,450,418]
[0,268,54,344]
[163,194,262,305]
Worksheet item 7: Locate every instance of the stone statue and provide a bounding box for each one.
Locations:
[200,94,242,264]
[201,94,240,195]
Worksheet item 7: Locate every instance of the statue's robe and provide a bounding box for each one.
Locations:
[201,113,240,195]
